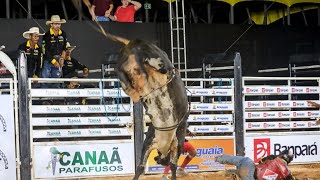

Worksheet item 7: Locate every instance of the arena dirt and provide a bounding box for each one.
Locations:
[82,164,320,180]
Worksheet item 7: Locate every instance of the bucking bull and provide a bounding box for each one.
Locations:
[99,29,189,179]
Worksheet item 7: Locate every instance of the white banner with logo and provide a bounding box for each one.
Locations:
[245,133,320,163]
[0,95,16,180]
[33,141,135,178]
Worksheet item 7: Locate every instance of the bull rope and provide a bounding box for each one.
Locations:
[140,69,192,131]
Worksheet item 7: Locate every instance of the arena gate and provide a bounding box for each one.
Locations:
[28,78,135,179]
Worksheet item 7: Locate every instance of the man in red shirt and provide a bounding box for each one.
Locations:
[107,0,141,22]
[90,0,114,21]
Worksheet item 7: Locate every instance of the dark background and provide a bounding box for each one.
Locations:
[1,19,319,76]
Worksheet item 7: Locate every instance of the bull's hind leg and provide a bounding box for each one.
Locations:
[169,137,179,180]
[133,125,156,180]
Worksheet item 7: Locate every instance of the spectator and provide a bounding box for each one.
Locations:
[18,27,44,78]
[90,0,114,22]
[42,15,68,88]
[107,0,141,22]
[62,42,89,78]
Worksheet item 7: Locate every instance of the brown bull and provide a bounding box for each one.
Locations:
[115,39,189,180]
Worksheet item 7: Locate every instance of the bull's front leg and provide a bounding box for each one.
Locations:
[169,137,179,180]
[133,125,156,180]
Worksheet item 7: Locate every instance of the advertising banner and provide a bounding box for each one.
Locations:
[243,86,319,94]
[187,88,233,96]
[245,133,320,163]
[33,128,132,138]
[31,104,132,114]
[33,142,135,178]
[31,89,128,97]
[246,121,319,130]
[190,103,234,111]
[32,116,132,126]
[188,114,233,122]
[0,95,16,180]
[245,110,320,119]
[146,138,235,173]
[245,100,316,109]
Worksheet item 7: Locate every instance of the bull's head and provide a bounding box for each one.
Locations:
[116,39,174,102]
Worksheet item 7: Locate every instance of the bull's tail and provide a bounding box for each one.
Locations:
[96,22,130,45]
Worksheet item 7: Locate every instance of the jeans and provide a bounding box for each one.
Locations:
[41,60,62,88]
[215,154,256,180]
[96,16,110,22]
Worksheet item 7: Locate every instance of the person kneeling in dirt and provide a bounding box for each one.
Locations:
[215,150,295,180]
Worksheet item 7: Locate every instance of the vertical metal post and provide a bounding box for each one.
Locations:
[6,0,10,19]
[234,52,244,156]
[229,5,234,24]
[145,9,149,22]
[317,6,320,26]
[27,0,31,19]
[133,103,144,169]
[61,0,69,20]
[287,6,291,25]
[301,7,308,26]
[44,0,48,20]
[78,0,83,21]
[18,51,31,180]
[169,3,174,64]
[207,2,211,24]
[263,4,268,25]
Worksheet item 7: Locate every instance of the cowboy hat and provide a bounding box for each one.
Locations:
[22,27,44,39]
[46,15,66,25]
[66,42,76,51]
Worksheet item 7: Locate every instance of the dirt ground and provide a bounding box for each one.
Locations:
[82,164,320,180]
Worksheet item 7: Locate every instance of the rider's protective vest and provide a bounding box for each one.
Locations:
[256,157,290,180]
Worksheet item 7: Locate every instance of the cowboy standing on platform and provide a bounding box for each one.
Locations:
[42,15,68,88]
[18,27,44,78]
[62,42,89,78]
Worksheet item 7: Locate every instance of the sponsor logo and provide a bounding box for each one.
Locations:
[46,147,123,175]
[88,106,101,112]
[274,142,317,158]
[87,90,101,96]
[46,107,61,112]
[45,90,60,96]
[262,169,278,180]
[196,146,224,157]
[254,138,270,163]
[47,131,61,137]
[67,90,80,95]
[68,130,81,136]
[47,119,61,125]
[67,107,81,112]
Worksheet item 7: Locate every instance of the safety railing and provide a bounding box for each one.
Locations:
[243,77,320,164]
[28,78,135,179]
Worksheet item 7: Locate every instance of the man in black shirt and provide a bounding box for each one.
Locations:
[42,15,67,88]
[62,42,89,78]
[18,27,44,78]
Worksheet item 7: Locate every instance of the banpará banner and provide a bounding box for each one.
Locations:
[146,138,235,173]
[245,133,320,163]
[33,142,135,178]
[0,95,16,180]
